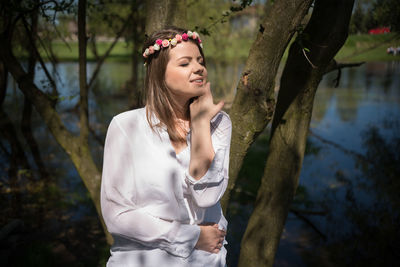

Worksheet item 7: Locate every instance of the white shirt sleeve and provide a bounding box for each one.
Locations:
[101,118,201,258]
[185,112,232,208]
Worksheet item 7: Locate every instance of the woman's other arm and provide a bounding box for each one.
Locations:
[188,83,232,208]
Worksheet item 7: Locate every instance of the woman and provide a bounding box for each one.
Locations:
[101,26,232,266]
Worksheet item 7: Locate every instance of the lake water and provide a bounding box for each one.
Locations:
[276,61,400,266]
[1,61,399,266]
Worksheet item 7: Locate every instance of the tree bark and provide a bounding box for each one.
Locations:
[238,0,355,266]
[128,0,145,109]
[221,0,313,212]
[78,0,89,142]
[145,0,187,35]
[0,61,7,105]
[21,3,50,181]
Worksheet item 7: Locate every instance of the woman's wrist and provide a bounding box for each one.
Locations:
[190,117,210,130]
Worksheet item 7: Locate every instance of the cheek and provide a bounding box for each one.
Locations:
[165,70,187,92]
[166,68,184,84]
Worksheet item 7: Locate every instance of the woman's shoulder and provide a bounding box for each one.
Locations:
[113,107,146,121]
[109,107,147,132]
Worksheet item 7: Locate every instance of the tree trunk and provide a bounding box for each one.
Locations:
[145,0,187,35]
[128,0,145,109]
[221,0,313,212]
[238,0,355,266]
[0,61,7,105]
[78,0,89,142]
[0,29,113,247]
[21,3,50,181]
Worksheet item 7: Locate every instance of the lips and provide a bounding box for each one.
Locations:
[190,78,204,86]
[190,77,204,83]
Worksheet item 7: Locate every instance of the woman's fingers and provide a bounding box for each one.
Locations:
[213,100,224,116]
[190,81,226,123]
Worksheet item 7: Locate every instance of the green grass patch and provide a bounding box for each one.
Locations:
[13,33,400,63]
[336,33,400,62]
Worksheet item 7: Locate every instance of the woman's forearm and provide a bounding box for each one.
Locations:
[189,119,215,180]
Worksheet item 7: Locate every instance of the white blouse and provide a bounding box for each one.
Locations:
[101,107,232,267]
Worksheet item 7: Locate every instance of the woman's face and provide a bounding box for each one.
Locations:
[165,41,207,104]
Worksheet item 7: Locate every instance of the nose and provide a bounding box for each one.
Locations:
[193,62,205,74]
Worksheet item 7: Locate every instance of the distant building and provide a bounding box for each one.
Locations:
[368,27,390,34]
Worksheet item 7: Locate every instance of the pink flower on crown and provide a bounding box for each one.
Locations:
[156,39,162,45]
[175,34,182,42]
[149,46,155,54]
[192,32,198,39]
[182,33,188,41]
[198,39,202,43]
[162,39,170,47]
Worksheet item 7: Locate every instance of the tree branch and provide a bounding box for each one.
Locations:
[22,17,58,99]
[87,13,133,90]
[324,59,365,87]
[290,208,327,240]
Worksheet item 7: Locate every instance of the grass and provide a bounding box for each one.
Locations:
[51,40,133,62]
[335,33,400,62]
[13,33,400,63]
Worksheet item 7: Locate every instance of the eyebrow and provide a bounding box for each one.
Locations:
[177,56,203,61]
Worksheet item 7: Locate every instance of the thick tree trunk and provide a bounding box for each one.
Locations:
[238,0,355,266]
[221,0,313,212]
[145,0,187,35]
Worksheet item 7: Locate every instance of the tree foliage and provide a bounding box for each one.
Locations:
[349,0,400,33]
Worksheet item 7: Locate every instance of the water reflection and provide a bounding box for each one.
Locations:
[277,62,400,266]
[227,62,400,266]
[1,61,399,266]
[301,123,400,267]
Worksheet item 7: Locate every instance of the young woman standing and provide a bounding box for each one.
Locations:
[101,26,232,266]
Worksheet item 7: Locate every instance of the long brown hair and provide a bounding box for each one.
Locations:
[142,26,206,142]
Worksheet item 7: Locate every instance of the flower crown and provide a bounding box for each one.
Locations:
[143,31,203,60]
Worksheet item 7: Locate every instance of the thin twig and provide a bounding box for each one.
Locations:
[302,48,318,68]
[290,208,327,240]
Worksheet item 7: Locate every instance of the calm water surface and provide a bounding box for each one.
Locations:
[1,61,399,266]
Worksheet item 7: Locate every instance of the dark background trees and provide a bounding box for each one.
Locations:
[349,0,400,34]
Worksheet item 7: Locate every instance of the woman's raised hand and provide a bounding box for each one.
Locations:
[195,223,226,254]
[189,82,224,124]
